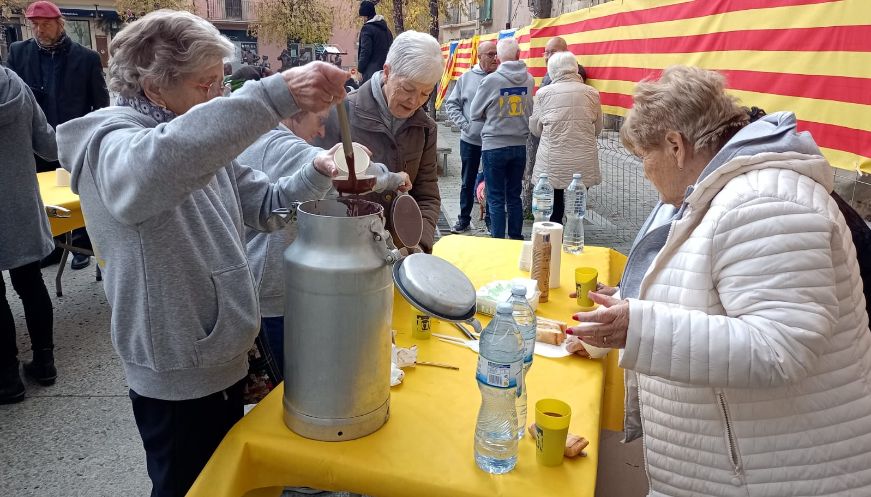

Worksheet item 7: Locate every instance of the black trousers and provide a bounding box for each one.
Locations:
[130,379,245,497]
[0,261,53,368]
[550,188,565,224]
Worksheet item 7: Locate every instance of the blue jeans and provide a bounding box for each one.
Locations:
[483,145,525,239]
[457,140,482,227]
[260,316,285,377]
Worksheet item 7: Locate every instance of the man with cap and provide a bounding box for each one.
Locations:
[357,0,393,83]
[8,1,109,270]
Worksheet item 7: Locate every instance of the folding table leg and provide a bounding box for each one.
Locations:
[55,233,72,297]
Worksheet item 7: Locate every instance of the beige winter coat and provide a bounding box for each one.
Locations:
[530,73,602,189]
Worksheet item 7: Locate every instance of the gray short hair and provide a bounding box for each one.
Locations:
[621,65,749,155]
[497,37,519,61]
[108,10,234,98]
[547,51,577,80]
[384,30,444,86]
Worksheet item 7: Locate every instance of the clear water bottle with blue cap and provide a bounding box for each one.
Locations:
[563,173,586,254]
[474,302,524,474]
[507,285,537,439]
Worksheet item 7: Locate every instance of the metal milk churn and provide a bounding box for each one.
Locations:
[282,198,400,441]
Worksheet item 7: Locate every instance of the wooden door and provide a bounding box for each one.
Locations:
[95,35,109,68]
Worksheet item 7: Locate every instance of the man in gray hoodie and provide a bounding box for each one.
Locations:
[469,37,534,239]
[444,40,498,234]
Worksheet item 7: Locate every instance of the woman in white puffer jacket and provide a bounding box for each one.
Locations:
[529,51,602,223]
[570,66,871,497]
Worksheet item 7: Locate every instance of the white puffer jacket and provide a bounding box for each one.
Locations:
[621,121,871,496]
[529,72,602,189]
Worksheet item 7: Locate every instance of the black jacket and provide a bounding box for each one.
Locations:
[8,36,109,129]
[357,18,393,83]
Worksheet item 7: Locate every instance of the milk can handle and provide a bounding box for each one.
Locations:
[369,219,402,264]
[271,202,301,226]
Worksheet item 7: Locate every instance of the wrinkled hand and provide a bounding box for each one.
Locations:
[313,144,341,178]
[367,162,412,193]
[564,336,591,358]
[282,62,349,113]
[567,292,629,349]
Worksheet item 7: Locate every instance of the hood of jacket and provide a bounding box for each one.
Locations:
[366,15,389,30]
[0,67,27,127]
[687,111,832,207]
[495,60,531,85]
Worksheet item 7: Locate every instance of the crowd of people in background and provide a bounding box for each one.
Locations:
[3,0,871,497]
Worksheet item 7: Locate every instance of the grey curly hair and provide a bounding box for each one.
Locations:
[621,66,749,156]
[107,10,234,97]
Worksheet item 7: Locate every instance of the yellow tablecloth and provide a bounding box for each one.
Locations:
[188,235,627,497]
[37,171,85,236]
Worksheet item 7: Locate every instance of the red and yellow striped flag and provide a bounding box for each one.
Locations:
[441,0,871,173]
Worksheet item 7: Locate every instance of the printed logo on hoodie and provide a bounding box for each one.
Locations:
[498,87,529,117]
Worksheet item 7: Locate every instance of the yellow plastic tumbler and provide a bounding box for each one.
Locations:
[534,398,572,466]
[412,313,432,340]
[575,267,598,311]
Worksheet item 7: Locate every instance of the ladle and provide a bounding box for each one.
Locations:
[332,99,376,194]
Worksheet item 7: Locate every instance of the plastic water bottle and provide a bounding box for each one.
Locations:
[474,302,524,474]
[531,174,554,223]
[563,173,586,254]
[507,286,537,439]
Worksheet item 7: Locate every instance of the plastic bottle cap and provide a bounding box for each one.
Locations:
[511,286,527,296]
[539,174,547,179]
[496,302,514,315]
[573,173,582,178]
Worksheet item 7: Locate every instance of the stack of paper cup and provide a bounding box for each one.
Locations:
[518,241,533,271]
[532,222,563,289]
[55,167,71,187]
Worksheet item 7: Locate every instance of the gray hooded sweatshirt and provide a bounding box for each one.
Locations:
[443,64,488,146]
[469,60,534,151]
[0,67,57,270]
[619,111,826,442]
[56,75,318,401]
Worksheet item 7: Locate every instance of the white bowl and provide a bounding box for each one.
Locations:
[334,143,370,175]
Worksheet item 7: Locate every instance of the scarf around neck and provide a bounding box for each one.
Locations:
[116,94,177,124]
[35,31,69,54]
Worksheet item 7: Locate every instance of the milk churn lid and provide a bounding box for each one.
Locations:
[389,193,423,249]
[393,253,476,320]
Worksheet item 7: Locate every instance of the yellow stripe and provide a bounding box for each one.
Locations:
[819,147,871,174]
[520,50,871,79]
[532,0,693,27]
[589,78,871,133]
[538,0,869,45]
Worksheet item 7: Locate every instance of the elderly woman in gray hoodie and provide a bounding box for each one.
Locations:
[0,67,58,404]
[55,10,349,497]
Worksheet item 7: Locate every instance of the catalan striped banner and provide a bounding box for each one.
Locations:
[438,0,871,173]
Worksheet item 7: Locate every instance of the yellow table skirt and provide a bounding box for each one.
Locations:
[37,171,85,236]
[187,236,627,497]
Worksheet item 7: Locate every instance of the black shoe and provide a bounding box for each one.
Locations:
[23,349,56,386]
[450,222,471,234]
[71,253,90,270]
[0,363,25,404]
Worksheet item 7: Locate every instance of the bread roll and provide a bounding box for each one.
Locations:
[536,319,566,345]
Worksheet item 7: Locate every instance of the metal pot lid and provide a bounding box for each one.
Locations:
[389,193,422,249]
[393,253,476,320]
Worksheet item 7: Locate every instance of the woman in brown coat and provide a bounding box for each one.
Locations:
[319,30,443,252]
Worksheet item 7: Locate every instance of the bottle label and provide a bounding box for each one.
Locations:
[523,338,535,364]
[476,356,522,389]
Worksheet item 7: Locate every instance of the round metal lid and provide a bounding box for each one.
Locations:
[393,253,476,320]
[389,193,423,249]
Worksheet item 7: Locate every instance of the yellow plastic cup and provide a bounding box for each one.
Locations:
[575,267,598,310]
[412,313,432,340]
[534,398,572,466]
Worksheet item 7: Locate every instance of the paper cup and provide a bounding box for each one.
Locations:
[534,398,572,466]
[574,267,598,310]
[518,240,533,271]
[55,167,71,187]
[412,312,432,340]
[334,143,370,175]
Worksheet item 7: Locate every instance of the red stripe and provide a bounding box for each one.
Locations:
[527,25,871,56]
[532,0,837,38]
[584,67,871,107]
[798,120,871,158]
[599,92,635,109]
[454,62,471,69]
